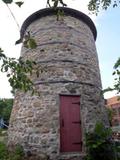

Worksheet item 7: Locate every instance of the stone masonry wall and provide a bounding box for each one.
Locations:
[8,13,109,160]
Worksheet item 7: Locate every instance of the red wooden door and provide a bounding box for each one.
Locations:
[60,95,82,152]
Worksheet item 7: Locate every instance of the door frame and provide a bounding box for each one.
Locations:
[59,94,84,153]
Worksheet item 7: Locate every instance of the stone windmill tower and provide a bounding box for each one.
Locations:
[8,7,109,160]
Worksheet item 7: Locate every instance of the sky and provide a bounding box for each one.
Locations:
[0,0,119,98]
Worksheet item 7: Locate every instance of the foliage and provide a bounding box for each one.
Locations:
[23,32,37,49]
[2,0,24,7]
[0,129,7,136]
[15,1,24,7]
[106,107,114,126]
[0,142,8,160]
[0,142,24,160]
[88,0,120,15]
[85,122,116,160]
[0,0,39,95]
[0,48,39,95]
[46,0,120,14]
[10,145,25,160]
[2,0,13,4]
[47,0,67,8]
[103,57,120,95]
[113,58,120,94]
[0,99,13,124]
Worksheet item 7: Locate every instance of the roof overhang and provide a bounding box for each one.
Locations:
[20,7,97,41]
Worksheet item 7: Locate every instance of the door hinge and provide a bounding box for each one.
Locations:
[72,141,83,145]
[72,121,81,124]
[61,119,64,127]
[72,102,80,105]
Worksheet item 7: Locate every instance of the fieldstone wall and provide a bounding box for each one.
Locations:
[8,9,109,160]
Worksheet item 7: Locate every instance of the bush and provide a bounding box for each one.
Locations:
[0,129,7,136]
[0,142,25,160]
[0,142,8,160]
[85,122,116,160]
[0,99,13,126]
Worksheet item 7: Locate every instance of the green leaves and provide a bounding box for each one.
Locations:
[0,142,25,160]
[102,87,114,94]
[107,108,114,126]
[24,38,37,49]
[47,0,67,8]
[53,0,58,8]
[59,0,67,6]
[112,58,120,94]
[23,32,37,49]
[94,122,112,138]
[88,0,100,15]
[85,122,115,160]
[0,48,39,95]
[0,99,13,123]
[88,0,120,15]
[16,32,37,48]
[2,0,13,4]
[2,0,24,7]
[103,57,120,95]
[0,48,6,59]
[114,57,120,69]
[113,2,118,8]
[15,1,24,7]
[46,0,67,21]
[102,0,112,10]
